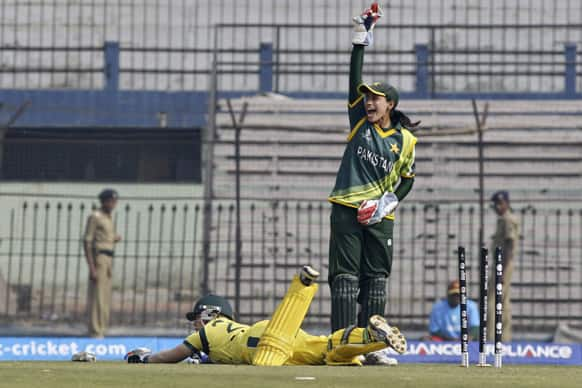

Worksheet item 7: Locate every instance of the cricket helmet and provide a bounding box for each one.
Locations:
[186,294,234,322]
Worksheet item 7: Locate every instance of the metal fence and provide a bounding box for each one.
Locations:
[0,0,581,93]
[214,24,582,96]
[1,199,581,337]
[0,0,581,340]
[0,199,205,330]
[1,24,579,95]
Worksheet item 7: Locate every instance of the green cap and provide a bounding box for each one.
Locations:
[357,82,399,107]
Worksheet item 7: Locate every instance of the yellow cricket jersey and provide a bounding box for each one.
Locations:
[183,318,268,364]
[183,316,385,366]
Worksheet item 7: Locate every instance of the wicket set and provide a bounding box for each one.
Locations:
[458,245,504,368]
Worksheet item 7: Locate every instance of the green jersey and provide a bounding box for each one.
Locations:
[328,45,417,219]
[328,93,417,219]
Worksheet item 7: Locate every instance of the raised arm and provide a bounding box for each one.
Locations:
[348,3,382,128]
[347,46,366,129]
[349,45,365,106]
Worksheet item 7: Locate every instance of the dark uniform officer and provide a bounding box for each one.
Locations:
[487,190,519,341]
[84,189,120,338]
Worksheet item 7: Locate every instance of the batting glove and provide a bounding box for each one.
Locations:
[357,192,399,225]
[187,352,209,364]
[352,2,383,46]
[71,351,96,362]
[125,347,152,363]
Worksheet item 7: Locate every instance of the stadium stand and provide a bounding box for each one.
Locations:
[214,96,582,203]
[205,95,582,332]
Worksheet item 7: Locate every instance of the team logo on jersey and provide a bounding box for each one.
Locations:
[390,143,400,154]
[362,128,373,143]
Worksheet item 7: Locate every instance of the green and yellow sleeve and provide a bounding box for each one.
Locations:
[394,129,418,201]
[400,130,417,179]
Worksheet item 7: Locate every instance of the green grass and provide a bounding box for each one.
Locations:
[1,363,581,388]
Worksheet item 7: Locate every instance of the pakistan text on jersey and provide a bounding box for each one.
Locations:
[356,146,394,173]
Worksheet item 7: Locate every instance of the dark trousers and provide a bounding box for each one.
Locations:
[328,204,393,282]
[328,204,394,330]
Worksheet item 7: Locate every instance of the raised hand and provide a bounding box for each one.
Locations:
[352,3,384,46]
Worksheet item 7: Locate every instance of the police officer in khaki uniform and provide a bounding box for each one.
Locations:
[84,189,121,338]
[487,190,519,341]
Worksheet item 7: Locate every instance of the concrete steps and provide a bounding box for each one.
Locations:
[212,97,582,202]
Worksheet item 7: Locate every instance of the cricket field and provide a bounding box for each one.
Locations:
[1,363,581,388]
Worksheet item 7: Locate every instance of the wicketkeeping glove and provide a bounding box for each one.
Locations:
[357,192,399,225]
[125,347,152,363]
[352,2,383,46]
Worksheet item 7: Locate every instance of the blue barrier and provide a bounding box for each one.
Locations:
[0,90,208,128]
[0,337,186,362]
[259,43,273,94]
[0,337,580,365]
[383,341,582,365]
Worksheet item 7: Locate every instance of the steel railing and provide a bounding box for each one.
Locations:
[1,199,581,337]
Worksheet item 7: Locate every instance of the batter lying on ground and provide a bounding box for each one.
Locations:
[125,265,406,366]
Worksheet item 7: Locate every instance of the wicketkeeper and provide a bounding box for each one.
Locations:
[327,2,419,352]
